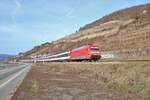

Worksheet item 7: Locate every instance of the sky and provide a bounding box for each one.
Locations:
[0,0,150,55]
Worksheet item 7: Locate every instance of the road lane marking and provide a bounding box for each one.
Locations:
[0,64,28,76]
[0,64,30,89]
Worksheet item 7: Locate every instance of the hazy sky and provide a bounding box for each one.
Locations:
[0,0,150,55]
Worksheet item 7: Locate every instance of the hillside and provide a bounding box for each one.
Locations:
[19,3,150,59]
[0,54,13,61]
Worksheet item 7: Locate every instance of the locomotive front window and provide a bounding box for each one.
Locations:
[90,48,99,51]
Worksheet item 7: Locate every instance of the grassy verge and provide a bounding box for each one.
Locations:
[101,56,150,62]
[83,62,150,100]
[11,62,150,100]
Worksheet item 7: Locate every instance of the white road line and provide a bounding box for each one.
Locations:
[0,65,30,89]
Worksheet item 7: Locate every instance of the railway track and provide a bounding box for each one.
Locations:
[38,60,150,65]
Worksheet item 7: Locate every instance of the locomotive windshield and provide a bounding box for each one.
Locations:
[90,47,99,51]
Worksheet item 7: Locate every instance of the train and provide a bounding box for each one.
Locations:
[28,44,101,62]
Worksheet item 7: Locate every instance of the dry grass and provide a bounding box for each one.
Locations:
[11,62,150,100]
[101,56,150,62]
[68,62,150,99]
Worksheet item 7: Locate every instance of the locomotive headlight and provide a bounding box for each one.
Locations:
[91,51,100,53]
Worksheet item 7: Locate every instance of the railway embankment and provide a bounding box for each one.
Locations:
[11,61,150,100]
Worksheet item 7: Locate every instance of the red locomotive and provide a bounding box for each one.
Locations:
[70,44,101,61]
[35,44,101,62]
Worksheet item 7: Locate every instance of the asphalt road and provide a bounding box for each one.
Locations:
[0,63,31,100]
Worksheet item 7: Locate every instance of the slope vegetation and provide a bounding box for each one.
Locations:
[20,3,150,59]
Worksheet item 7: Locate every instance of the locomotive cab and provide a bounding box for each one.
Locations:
[89,46,101,61]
